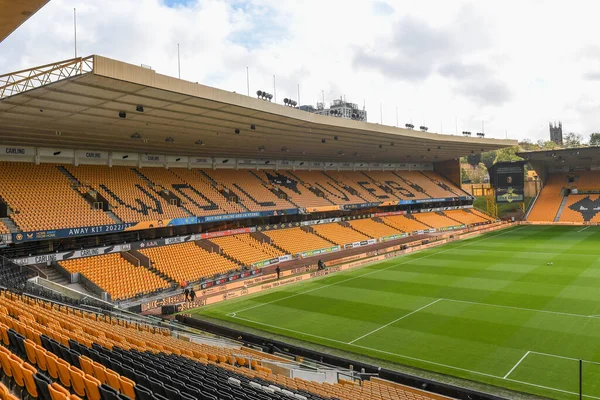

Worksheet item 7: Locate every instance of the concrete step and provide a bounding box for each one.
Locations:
[0,217,20,233]
[56,165,81,186]
[105,210,123,224]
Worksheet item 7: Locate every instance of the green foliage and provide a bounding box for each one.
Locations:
[494,146,523,164]
[535,139,561,150]
[461,167,469,183]
[466,152,482,166]
[461,163,488,184]
[563,132,585,148]
[480,151,496,169]
[590,132,600,147]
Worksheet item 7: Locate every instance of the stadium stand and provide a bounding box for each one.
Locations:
[0,220,9,235]
[0,290,444,400]
[363,171,418,200]
[382,215,431,233]
[443,209,489,225]
[470,209,494,221]
[401,171,458,199]
[413,212,459,229]
[312,223,370,246]
[140,242,241,283]
[203,169,294,212]
[559,195,600,223]
[59,254,171,301]
[569,170,600,190]
[66,165,189,223]
[286,171,366,205]
[0,163,114,232]
[421,171,466,197]
[210,234,283,266]
[326,171,393,202]
[527,173,566,222]
[134,167,243,217]
[264,228,334,255]
[348,219,401,238]
[255,170,334,209]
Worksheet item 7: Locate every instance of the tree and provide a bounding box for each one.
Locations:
[519,138,539,151]
[590,133,600,147]
[494,146,524,164]
[480,151,497,169]
[461,167,470,183]
[465,152,482,166]
[535,139,561,150]
[563,132,584,148]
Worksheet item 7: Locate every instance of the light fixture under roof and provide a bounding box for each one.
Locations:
[165,137,175,143]
[195,140,204,145]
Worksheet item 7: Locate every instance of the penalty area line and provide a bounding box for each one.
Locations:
[503,351,530,379]
[228,314,600,399]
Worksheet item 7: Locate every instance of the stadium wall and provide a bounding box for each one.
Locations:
[0,144,436,171]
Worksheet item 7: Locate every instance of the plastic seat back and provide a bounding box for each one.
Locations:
[68,366,87,397]
[21,361,38,398]
[82,374,102,400]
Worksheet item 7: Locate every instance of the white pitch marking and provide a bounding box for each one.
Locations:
[348,299,442,344]
[444,298,598,319]
[505,377,600,400]
[232,226,527,315]
[503,351,531,379]
[229,314,600,400]
[578,225,592,233]
[530,351,600,366]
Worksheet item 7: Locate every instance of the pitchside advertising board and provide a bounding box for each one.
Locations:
[489,161,526,203]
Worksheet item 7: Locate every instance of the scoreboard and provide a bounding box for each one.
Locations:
[489,161,526,203]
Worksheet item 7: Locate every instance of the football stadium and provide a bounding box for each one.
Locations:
[1,2,600,400]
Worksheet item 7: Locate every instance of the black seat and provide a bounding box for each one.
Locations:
[133,371,150,388]
[99,383,120,400]
[69,349,81,368]
[148,376,165,397]
[120,365,135,382]
[134,384,153,400]
[163,384,180,400]
[40,335,52,352]
[33,372,53,400]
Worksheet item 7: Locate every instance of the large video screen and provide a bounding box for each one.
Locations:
[494,164,525,203]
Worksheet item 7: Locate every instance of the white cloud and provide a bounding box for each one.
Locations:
[2,0,600,143]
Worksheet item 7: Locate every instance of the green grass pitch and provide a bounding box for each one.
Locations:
[192,225,600,399]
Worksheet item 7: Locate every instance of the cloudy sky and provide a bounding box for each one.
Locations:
[1,0,599,143]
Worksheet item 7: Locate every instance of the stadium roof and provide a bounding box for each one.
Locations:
[0,55,516,163]
[0,0,50,43]
[517,147,600,168]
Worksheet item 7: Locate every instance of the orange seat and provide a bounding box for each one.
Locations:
[48,382,70,400]
[118,375,136,399]
[21,361,38,398]
[82,374,102,400]
[45,352,59,380]
[56,358,72,388]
